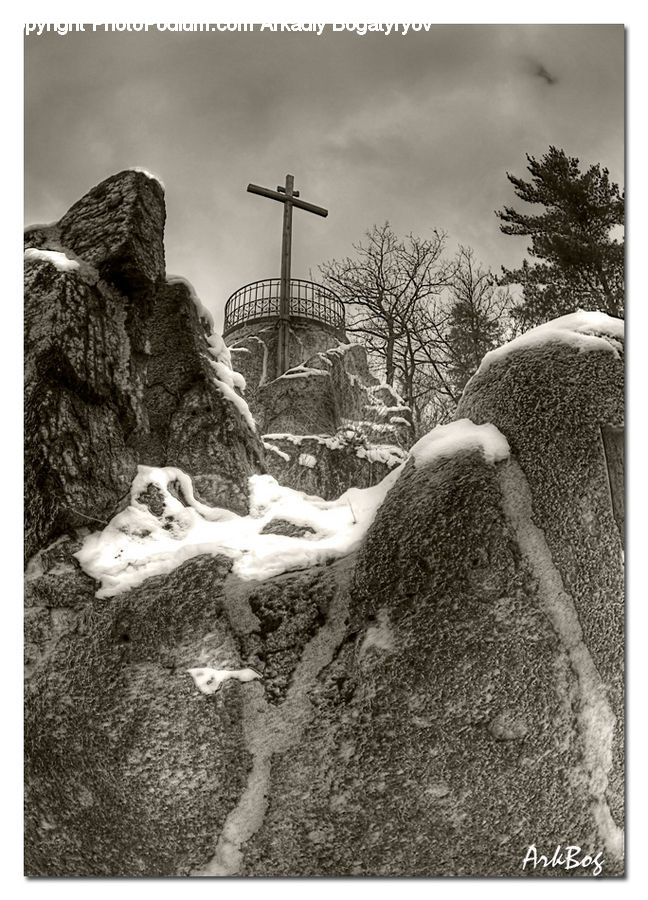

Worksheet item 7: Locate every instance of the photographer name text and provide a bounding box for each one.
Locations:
[25,23,435,38]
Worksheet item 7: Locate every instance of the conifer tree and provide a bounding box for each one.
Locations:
[497,147,624,327]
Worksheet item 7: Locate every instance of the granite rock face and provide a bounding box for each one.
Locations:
[25,551,250,877]
[24,538,350,876]
[130,277,263,512]
[234,338,412,440]
[25,371,624,876]
[25,176,624,878]
[26,169,166,292]
[245,454,558,876]
[243,443,622,876]
[24,171,264,559]
[227,318,343,392]
[458,320,625,832]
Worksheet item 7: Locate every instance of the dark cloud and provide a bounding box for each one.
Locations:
[24,25,624,327]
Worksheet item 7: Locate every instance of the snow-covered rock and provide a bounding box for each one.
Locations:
[75,464,402,596]
[24,171,265,559]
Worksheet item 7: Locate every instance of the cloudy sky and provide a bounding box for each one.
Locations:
[24,24,624,328]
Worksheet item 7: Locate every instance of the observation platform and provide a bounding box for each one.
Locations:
[223,278,346,339]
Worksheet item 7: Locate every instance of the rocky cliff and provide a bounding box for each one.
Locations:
[24,174,624,878]
[24,170,264,561]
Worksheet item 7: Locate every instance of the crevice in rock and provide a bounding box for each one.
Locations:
[191,555,354,876]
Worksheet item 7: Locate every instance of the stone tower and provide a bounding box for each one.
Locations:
[223,275,347,378]
[223,277,413,499]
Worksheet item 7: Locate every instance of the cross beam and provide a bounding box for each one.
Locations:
[247,174,328,377]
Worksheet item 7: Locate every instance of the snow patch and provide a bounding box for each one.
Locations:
[166,274,214,330]
[360,608,395,657]
[279,365,328,380]
[264,433,343,450]
[210,354,246,392]
[411,419,509,468]
[325,342,355,357]
[128,167,166,190]
[298,453,317,468]
[477,311,624,375]
[356,445,407,467]
[369,403,411,421]
[75,465,403,597]
[342,420,397,435]
[187,667,260,695]
[263,442,290,462]
[210,367,255,431]
[24,248,80,273]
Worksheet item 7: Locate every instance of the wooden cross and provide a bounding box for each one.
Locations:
[247,174,328,377]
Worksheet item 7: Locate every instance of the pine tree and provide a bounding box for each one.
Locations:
[496,146,624,328]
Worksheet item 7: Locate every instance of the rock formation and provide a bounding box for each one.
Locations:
[24,172,624,878]
[24,170,264,561]
[231,333,412,498]
[457,315,625,834]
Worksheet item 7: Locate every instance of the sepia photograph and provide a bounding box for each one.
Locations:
[23,20,625,879]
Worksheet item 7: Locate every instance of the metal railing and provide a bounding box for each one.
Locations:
[223,278,345,336]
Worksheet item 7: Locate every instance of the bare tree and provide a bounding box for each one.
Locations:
[445,246,513,394]
[320,223,453,388]
[321,228,513,436]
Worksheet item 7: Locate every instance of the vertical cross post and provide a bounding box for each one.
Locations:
[278,174,294,377]
[247,175,328,378]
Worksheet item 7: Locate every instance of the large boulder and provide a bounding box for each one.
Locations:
[234,315,624,876]
[457,312,625,832]
[24,527,351,876]
[25,548,250,876]
[24,171,264,559]
[240,417,622,876]
[49,168,166,290]
[236,339,412,440]
[130,277,264,513]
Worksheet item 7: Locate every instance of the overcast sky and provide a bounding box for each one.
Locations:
[24,24,624,329]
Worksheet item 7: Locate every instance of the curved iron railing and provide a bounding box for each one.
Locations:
[223,278,345,335]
